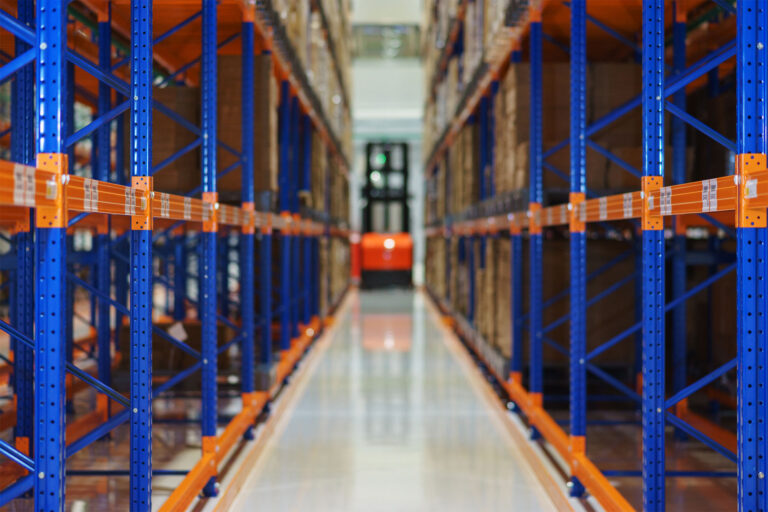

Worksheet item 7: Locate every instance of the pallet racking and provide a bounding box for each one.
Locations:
[0,0,351,509]
[424,0,760,510]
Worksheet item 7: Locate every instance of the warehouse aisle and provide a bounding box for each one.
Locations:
[228,290,561,511]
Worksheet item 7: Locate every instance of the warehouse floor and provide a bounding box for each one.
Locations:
[225,289,564,511]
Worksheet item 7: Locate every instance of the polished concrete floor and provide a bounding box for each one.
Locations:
[228,290,560,512]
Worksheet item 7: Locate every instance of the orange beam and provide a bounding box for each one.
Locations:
[158,453,217,512]
[215,392,269,464]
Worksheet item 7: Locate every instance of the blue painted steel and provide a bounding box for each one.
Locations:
[585,140,642,178]
[671,14,687,442]
[112,10,203,71]
[665,413,737,463]
[302,115,312,326]
[0,440,33,471]
[664,263,735,314]
[0,9,34,44]
[710,0,736,15]
[278,81,292,351]
[489,81,498,197]
[12,227,33,442]
[290,96,301,338]
[665,101,736,152]
[529,16,544,421]
[569,4,587,486]
[666,358,737,409]
[543,40,736,163]
[0,475,33,506]
[641,1,666,509]
[10,0,34,449]
[174,234,187,321]
[665,41,736,97]
[544,273,636,335]
[200,0,219,497]
[260,230,273,366]
[157,32,241,87]
[96,18,113,406]
[736,1,768,510]
[129,0,154,508]
[0,49,34,84]
[280,227,292,350]
[241,20,256,399]
[152,138,202,175]
[65,101,131,148]
[35,0,69,508]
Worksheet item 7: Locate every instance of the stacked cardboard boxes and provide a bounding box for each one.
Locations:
[474,238,498,348]
[493,62,644,194]
[135,86,201,194]
[216,54,279,203]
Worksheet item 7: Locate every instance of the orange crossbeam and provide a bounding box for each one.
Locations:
[438,174,742,237]
[0,158,326,233]
[158,452,217,512]
[215,392,269,465]
[573,453,635,512]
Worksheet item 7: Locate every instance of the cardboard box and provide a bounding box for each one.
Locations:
[141,86,201,194]
[217,54,279,200]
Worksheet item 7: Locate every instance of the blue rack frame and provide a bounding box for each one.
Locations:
[0,1,352,509]
[424,0,754,510]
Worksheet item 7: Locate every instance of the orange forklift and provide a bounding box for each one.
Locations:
[360,142,413,288]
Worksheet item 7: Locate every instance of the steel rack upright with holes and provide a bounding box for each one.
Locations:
[0,0,352,509]
[422,0,754,510]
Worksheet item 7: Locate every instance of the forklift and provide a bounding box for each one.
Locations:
[360,142,413,288]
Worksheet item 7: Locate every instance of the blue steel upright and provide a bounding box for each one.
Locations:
[528,4,544,433]
[240,18,256,406]
[302,114,312,326]
[200,0,219,496]
[736,2,768,511]
[96,14,113,404]
[290,96,301,339]
[279,81,292,351]
[174,232,187,322]
[568,0,587,497]
[641,1,666,509]
[10,0,34,455]
[129,0,154,508]
[35,0,69,508]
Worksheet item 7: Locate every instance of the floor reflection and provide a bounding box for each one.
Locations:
[229,290,557,511]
